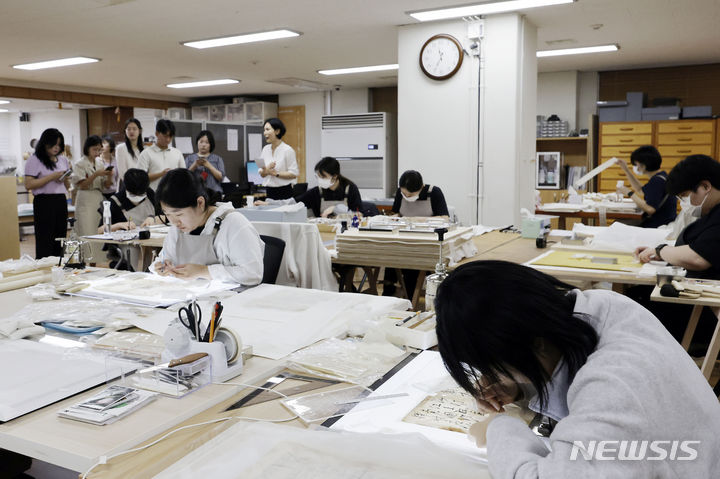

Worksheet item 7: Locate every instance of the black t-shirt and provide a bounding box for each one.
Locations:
[391,184,449,216]
[295,181,362,217]
[675,202,720,279]
[640,171,676,228]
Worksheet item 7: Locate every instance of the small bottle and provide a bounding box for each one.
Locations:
[102,201,112,234]
[351,211,360,228]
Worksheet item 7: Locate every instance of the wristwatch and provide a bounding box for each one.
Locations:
[275,172,280,177]
[627,190,634,197]
[655,243,668,260]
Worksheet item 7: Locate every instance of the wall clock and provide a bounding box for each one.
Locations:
[419,34,464,80]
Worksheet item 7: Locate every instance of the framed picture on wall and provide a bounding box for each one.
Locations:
[536,152,562,189]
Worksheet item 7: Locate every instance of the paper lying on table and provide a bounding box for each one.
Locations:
[589,222,673,252]
[0,339,132,422]
[331,350,489,461]
[214,284,411,360]
[154,420,489,479]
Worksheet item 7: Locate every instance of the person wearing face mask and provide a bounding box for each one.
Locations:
[185,130,225,195]
[97,169,161,270]
[615,146,676,228]
[391,170,449,218]
[256,156,362,218]
[150,169,264,283]
[258,118,299,200]
[635,155,720,279]
[436,261,720,479]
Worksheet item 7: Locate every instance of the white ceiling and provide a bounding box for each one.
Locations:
[1,0,719,103]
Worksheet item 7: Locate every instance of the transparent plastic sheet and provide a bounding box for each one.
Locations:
[6,297,158,335]
[154,421,489,479]
[0,255,58,276]
[286,337,408,386]
[92,331,166,362]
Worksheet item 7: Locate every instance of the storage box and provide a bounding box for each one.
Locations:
[625,92,646,121]
[682,106,712,119]
[245,101,278,122]
[597,101,628,122]
[238,205,308,223]
[191,106,209,121]
[521,214,555,239]
[641,106,680,121]
[209,105,227,122]
[226,103,245,122]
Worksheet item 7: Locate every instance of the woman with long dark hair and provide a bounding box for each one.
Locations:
[116,118,144,180]
[150,169,263,284]
[23,128,71,258]
[435,260,720,478]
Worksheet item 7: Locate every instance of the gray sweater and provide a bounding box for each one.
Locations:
[486,289,720,478]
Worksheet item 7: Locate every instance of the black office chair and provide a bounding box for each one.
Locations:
[259,235,286,284]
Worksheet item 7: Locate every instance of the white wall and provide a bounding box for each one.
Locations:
[481,14,537,226]
[329,89,369,115]
[537,71,578,131]
[279,88,371,187]
[398,20,479,225]
[28,110,84,162]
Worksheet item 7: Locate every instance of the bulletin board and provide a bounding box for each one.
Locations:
[206,122,246,184]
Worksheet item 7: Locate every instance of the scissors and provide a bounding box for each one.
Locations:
[178,300,202,340]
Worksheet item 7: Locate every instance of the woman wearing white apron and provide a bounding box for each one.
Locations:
[150,169,264,284]
[391,170,449,218]
[72,135,114,264]
[257,157,363,218]
[97,169,159,270]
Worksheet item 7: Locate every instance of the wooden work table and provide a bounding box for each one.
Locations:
[651,285,720,380]
[535,208,643,229]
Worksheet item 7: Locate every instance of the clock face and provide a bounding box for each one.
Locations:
[420,34,463,80]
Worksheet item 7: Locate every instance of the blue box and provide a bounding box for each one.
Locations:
[641,106,680,121]
[682,106,712,118]
[625,92,645,121]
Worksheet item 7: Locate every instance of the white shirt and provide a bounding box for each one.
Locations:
[152,202,264,285]
[115,142,142,181]
[260,142,298,187]
[136,144,186,189]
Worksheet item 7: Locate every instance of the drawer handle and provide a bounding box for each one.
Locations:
[678,126,693,130]
[677,149,692,153]
[678,138,691,142]
[619,139,632,142]
[619,127,633,131]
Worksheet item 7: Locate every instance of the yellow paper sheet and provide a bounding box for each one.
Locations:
[530,250,641,272]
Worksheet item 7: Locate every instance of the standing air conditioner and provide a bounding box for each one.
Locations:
[320,113,396,199]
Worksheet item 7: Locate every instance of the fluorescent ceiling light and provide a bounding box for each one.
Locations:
[318,64,399,76]
[166,79,239,89]
[0,109,8,113]
[537,44,619,57]
[183,29,300,49]
[409,0,574,21]
[0,100,10,105]
[12,57,99,70]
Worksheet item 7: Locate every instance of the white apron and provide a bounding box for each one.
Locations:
[318,185,350,218]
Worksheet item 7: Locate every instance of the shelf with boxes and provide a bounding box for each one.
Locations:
[597,119,718,194]
[187,101,277,124]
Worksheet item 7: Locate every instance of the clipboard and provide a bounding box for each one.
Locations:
[254,157,266,169]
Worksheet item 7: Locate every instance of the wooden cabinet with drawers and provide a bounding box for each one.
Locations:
[597,119,717,193]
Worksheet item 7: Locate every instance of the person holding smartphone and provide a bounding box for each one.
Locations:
[100,135,119,198]
[72,135,113,263]
[24,128,72,258]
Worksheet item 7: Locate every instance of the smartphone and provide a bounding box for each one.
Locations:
[58,168,72,181]
[105,165,114,171]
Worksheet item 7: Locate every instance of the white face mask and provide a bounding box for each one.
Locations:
[127,193,147,203]
[679,191,708,218]
[402,192,419,202]
[632,165,644,176]
[317,175,334,189]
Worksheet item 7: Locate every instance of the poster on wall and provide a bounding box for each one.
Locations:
[535,152,562,189]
